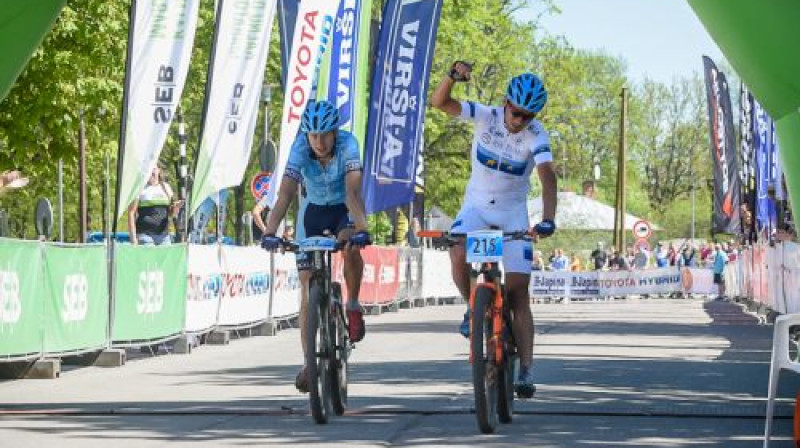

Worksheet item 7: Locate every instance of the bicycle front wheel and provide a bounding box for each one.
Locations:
[306,280,333,424]
[471,285,499,434]
[330,282,349,416]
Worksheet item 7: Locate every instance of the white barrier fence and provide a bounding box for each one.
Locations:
[725,241,800,314]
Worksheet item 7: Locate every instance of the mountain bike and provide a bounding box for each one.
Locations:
[283,236,357,424]
[420,229,530,434]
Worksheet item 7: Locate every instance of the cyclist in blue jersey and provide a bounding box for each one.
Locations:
[431,62,558,398]
[261,100,371,393]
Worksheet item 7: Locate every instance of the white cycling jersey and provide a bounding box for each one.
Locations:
[459,101,553,209]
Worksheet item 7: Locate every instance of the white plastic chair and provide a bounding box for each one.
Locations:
[764,313,800,447]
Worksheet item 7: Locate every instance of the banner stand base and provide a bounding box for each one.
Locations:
[25,359,61,379]
[173,336,195,354]
[207,330,231,345]
[253,320,277,337]
[93,349,126,367]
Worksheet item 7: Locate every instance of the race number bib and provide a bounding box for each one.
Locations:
[466,230,503,263]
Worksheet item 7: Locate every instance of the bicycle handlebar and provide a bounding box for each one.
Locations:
[417,230,532,243]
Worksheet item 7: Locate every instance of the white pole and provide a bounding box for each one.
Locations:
[58,158,64,242]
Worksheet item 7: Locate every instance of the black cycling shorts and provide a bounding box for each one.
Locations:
[295,202,353,271]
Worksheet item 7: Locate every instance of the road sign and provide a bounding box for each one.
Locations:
[635,238,650,252]
[632,220,652,240]
[250,172,271,200]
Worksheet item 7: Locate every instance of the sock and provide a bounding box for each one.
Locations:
[347,299,360,311]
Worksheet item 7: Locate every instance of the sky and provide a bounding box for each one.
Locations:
[517,0,727,84]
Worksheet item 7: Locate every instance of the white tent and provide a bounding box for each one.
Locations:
[528,192,658,231]
[425,205,454,230]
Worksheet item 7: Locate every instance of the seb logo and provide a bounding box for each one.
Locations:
[62,274,89,322]
[138,271,164,314]
[0,270,21,325]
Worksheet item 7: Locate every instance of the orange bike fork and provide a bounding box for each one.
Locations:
[468,282,505,365]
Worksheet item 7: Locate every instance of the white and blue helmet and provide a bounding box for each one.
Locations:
[301,100,340,133]
[506,73,548,113]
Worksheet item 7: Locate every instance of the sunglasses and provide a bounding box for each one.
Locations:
[506,103,536,121]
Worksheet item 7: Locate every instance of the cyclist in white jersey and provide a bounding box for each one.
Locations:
[431,62,558,398]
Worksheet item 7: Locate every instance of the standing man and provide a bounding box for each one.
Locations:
[431,62,558,398]
[260,100,371,393]
[712,243,727,300]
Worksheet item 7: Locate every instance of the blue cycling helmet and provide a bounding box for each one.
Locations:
[506,73,547,113]
[301,100,340,133]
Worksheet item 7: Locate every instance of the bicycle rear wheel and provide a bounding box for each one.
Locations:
[330,282,349,416]
[306,280,333,424]
[471,285,499,434]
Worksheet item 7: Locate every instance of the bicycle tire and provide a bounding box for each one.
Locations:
[471,285,499,434]
[306,280,333,424]
[498,353,516,423]
[330,282,349,415]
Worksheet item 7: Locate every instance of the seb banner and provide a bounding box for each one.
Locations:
[0,239,43,359]
[117,0,199,220]
[265,0,340,208]
[218,246,272,327]
[316,0,373,146]
[529,268,683,298]
[42,245,109,354]
[190,0,277,218]
[363,0,443,213]
[112,245,187,344]
[185,244,222,333]
[702,56,741,235]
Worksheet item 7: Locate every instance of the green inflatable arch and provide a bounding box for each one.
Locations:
[690,0,800,230]
[0,0,66,102]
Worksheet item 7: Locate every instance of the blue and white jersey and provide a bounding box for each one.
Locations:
[459,101,552,208]
[283,130,362,206]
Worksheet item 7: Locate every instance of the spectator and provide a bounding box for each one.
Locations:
[712,243,727,300]
[655,242,668,268]
[632,244,650,269]
[625,246,635,268]
[128,166,180,245]
[699,243,712,267]
[251,194,271,241]
[608,249,629,271]
[590,242,608,270]
[550,248,569,271]
[569,253,583,272]
[680,245,697,267]
[667,242,678,266]
[531,250,545,271]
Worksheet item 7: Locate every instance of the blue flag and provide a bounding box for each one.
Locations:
[362,0,443,214]
[752,96,778,234]
[277,0,300,88]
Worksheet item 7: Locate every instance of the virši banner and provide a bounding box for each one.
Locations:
[362,0,443,213]
[185,244,222,333]
[264,0,340,209]
[112,244,187,344]
[217,246,272,328]
[190,0,277,218]
[0,239,44,359]
[116,0,199,220]
[42,244,108,354]
[527,268,713,298]
[315,0,373,149]
[702,56,741,235]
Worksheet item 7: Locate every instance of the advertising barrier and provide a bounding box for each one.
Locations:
[217,246,272,328]
[271,252,300,320]
[42,244,109,354]
[112,244,187,345]
[530,268,684,298]
[185,244,222,334]
[0,238,43,359]
[333,246,401,305]
[421,250,459,298]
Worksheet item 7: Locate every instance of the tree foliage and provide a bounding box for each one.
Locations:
[0,0,716,244]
